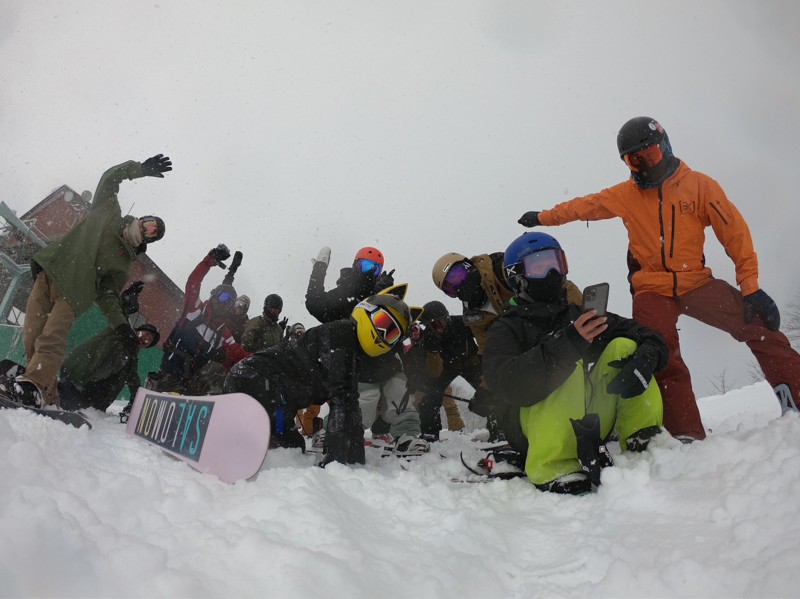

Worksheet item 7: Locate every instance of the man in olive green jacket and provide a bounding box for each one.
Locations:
[241,294,287,352]
[14,154,171,407]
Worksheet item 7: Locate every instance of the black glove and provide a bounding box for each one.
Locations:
[374,268,395,292]
[222,251,243,285]
[141,154,172,178]
[743,289,781,331]
[517,211,541,227]
[228,251,243,272]
[114,324,139,353]
[209,244,231,268]
[120,281,145,315]
[607,344,659,399]
[279,317,289,330]
[469,387,497,417]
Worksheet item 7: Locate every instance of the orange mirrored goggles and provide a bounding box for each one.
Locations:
[623,144,663,172]
[369,308,402,346]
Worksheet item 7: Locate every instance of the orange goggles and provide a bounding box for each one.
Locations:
[369,308,402,346]
[623,144,663,172]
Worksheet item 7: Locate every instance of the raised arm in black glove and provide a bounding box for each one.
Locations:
[743,289,781,331]
[279,316,289,331]
[222,251,243,285]
[517,211,541,227]
[141,154,173,178]
[606,343,660,399]
[374,268,395,292]
[209,244,231,268]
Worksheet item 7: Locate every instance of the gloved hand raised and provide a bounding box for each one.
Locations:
[517,211,541,227]
[313,247,331,266]
[141,154,172,178]
[374,268,395,292]
[208,244,231,267]
[743,289,781,331]
[607,344,659,399]
[279,317,289,330]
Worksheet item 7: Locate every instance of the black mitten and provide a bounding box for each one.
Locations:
[517,211,541,227]
[607,344,659,399]
[743,289,781,331]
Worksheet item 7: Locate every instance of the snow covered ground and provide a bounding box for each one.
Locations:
[2,381,800,598]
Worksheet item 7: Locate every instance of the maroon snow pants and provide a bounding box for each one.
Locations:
[632,279,800,440]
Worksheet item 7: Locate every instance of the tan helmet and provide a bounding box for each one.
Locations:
[431,252,467,291]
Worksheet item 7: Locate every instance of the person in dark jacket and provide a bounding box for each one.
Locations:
[305,246,427,452]
[13,154,170,407]
[58,324,160,412]
[411,301,481,439]
[430,250,584,440]
[225,285,422,464]
[483,232,666,495]
[228,295,251,343]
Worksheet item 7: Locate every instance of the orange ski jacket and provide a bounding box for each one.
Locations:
[537,161,760,298]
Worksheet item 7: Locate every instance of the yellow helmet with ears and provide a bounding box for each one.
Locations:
[351,284,424,357]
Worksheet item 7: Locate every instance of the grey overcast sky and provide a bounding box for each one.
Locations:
[2,1,799,396]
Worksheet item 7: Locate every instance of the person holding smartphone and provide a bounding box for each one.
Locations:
[517,116,800,442]
[482,232,667,495]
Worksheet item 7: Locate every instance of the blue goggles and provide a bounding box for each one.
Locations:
[216,291,235,306]
[356,258,382,276]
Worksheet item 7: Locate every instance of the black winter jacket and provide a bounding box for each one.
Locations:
[305,262,377,323]
[224,319,361,413]
[422,316,479,368]
[483,300,667,409]
[304,260,400,384]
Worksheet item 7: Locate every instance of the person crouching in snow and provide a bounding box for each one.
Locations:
[224,285,422,464]
[59,323,160,413]
[482,232,666,495]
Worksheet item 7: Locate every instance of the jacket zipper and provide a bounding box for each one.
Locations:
[669,204,676,258]
[709,202,728,225]
[657,186,678,296]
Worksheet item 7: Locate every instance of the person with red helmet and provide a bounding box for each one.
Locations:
[305,246,394,322]
[304,246,427,454]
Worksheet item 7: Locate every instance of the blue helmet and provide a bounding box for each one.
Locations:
[503,232,569,301]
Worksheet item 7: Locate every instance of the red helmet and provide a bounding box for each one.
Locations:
[354,246,384,267]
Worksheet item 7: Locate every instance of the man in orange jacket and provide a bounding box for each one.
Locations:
[518,116,800,441]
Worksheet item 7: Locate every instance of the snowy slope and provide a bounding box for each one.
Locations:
[2,382,800,598]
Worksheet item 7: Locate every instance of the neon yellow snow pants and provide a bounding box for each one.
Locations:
[519,338,663,485]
